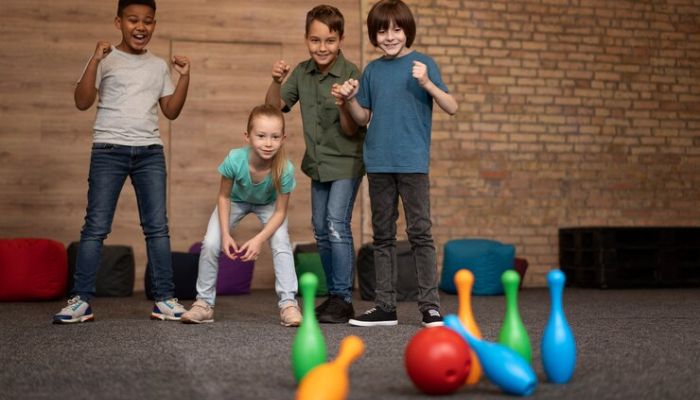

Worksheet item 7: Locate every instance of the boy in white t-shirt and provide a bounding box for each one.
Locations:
[53,0,190,324]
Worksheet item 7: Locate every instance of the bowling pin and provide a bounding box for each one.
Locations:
[541,269,576,384]
[498,270,532,363]
[444,315,537,397]
[296,335,365,400]
[454,269,483,384]
[292,273,327,383]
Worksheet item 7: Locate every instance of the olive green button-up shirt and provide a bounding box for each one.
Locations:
[281,52,365,182]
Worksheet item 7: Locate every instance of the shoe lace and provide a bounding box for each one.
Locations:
[364,307,379,315]
[165,298,183,307]
[59,297,83,313]
[192,301,211,311]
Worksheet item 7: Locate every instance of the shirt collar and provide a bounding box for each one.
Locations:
[304,50,346,77]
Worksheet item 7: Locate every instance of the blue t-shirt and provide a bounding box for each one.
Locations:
[218,147,296,205]
[356,51,448,173]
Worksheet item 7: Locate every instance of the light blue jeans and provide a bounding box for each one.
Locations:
[196,202,297,308]
[311,178,362,303]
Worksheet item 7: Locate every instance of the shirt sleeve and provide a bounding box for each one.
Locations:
[355,66,371,110]
[160,59,176,98]
[427,57,448,93]
[280,65,301,112]
[280,160,296,194]
[217,150,237,180]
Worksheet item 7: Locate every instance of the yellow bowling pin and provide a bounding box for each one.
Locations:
[455,269,483,384]
[296,335,365,400]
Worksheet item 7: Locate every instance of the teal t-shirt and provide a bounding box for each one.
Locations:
[217,147,296,205]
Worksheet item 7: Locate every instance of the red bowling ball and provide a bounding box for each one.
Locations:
[404,326,472,395]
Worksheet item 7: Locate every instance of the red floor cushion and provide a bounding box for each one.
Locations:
[0,238,68,301]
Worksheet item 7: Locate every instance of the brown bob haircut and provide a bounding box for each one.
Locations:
[366,0,416,48]
[305,4,345,38]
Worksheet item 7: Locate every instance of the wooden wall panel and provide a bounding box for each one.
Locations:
[168,40,288,289]
[0,0,364,291]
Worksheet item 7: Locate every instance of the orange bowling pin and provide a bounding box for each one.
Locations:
[455,269,483,384]
[296,336,365,400]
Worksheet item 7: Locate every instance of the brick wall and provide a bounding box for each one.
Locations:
[357,0,700,286]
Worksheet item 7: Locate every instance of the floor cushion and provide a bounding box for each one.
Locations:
[356,240,419,301]
[293,243,328,297]
[439,239,516,295]
[189,242,254,295]
[67,242,135,297]
[0,238,67,301]
[145,251,199,300]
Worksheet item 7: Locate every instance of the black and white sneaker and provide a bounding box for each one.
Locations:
[348,307,398,327]
[421,309,444,327]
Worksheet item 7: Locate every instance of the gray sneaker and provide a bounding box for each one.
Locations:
[181,299,214,324]
[151,298,186,321]
[53,296,94,324]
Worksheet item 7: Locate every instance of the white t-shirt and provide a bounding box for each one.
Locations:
[81,46,175,146]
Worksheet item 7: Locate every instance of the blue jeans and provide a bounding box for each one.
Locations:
[311,178,362,302]
[197,202,297,308]
[72,143,174,302]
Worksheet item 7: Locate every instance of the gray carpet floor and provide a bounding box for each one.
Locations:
[1,288,699,400]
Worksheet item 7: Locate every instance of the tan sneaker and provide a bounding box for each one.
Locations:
[280,303,302,327]
[181,299,214,324]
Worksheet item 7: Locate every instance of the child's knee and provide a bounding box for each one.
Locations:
[201,237,220,254]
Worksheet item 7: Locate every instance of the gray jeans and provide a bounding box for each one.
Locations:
[367,173,440,312]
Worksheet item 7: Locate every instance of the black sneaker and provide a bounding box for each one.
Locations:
[317,296,354,324]
[315,297,331,317]
[348,307,398,327]
[421,309,444,327]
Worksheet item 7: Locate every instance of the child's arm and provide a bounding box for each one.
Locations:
[159,55,191,120]
[412,61,458,115]
[217,176,239,260]
[332,79,372,127]
[332,83,362,136]
[74,41,111,110]
[237,192,290,262]
[265,60,291,109]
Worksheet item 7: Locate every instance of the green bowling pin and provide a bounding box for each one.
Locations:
[291,273,327,383]
[497,270,532,363]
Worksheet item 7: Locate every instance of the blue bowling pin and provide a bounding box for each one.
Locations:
[444,315,537,396]
[541,269,576,384]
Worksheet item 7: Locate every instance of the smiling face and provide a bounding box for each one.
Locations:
[114,4,156,54]
[245,115,286,162]
[376,20,409,59]
[306,19,343,73]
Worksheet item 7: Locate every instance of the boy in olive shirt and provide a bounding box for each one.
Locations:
[266,4,364,323]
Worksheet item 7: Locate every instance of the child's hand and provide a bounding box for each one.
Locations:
[412,61,429,87]
[92,41,112,62]
[333,79,359,102]
[331,83,345,106]
[271,60,291,84]
[221,235,239,260]
[172,55,190,76]
[238,238,263,262]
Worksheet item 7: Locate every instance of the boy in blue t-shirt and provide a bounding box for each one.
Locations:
[54,0,190,324]
[333,0,458,327]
